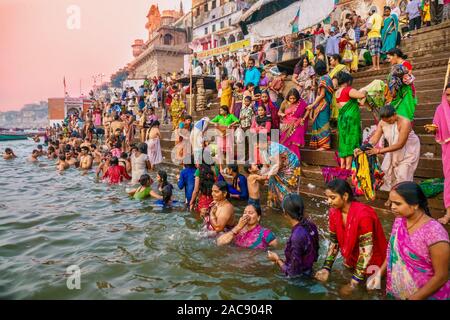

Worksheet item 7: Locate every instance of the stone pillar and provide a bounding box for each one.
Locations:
[196,78,206,111]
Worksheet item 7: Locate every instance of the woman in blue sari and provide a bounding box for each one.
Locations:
[381,6,399,55]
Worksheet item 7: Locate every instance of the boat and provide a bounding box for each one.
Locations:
[0,132,29,141]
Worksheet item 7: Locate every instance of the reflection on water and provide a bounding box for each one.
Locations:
[0,140,389,299]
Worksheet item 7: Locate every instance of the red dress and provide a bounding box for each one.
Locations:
[103,165,131,184]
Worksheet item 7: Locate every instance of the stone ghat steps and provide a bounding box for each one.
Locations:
[360,101,442,119]
[361,117,433,134]
[300,149,443,179]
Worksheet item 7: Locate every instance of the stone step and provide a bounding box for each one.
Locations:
[300,149,443,178]
[353,61,448,80]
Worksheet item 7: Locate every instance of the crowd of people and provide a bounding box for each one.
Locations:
[2,4,450,300]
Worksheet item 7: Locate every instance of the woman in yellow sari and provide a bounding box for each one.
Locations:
[220,75,233,110]
[328,54,348,79]
[170,93,186,131]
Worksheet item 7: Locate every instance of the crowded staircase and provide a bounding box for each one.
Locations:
[158,20,450,218]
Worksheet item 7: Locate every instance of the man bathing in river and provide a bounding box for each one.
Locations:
[3,148,17,160]
[28,149,39,162]
[90,144,102,165]
[79,146,93,171]
[57,154,70,171]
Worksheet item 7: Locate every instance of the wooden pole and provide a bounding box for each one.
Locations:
[189,9,194,115]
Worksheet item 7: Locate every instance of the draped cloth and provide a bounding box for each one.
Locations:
[381,14,399,53]
[310,75,333,150]
[337,99,361,158]
[280,100,308,160]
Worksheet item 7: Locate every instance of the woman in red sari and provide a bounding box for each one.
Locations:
[315,179,387,296]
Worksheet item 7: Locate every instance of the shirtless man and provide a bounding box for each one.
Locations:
[206,181,236,233]
[79,146,93,171]
[90,144,102,165]
[3,148,17,160]
[36,145,47,157]
[244,164,268,211]
[29,150,39,162]
[96,152,111,178]
[110,114,125,136]
[65,150,78,167]
[57,154,70,171]
[80,138,92,149]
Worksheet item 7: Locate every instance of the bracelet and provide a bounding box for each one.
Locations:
[231,229,239,236]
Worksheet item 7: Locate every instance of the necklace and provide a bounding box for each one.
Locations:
[407,213,424,231]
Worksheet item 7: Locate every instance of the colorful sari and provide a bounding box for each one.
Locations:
[386,218,450,300]
[310,75,333,150]
[220,81,233,109]
[337,98,361,158]
[266,142,301,208]
[381,14,399,54]
[280,99,308,161]
[170,99,185,131]
[433,93,450,208]
[387,65,417,121]
[234,225,276,250]
[328,63,348,79]
[323,202,387,281]
[294,65,316,105]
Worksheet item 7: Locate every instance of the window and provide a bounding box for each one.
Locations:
[196,8,200,17]
[204,3,208,12]
[212,24,216,32]
[205,27,208,35]
[212,0,216,9]
[220,21,225,29]
[228,34,236,43]
[229,18,232,26]
[163,34,173,45]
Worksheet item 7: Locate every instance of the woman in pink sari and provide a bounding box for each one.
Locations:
[278,88,308,161]
[93,107,102,127]
[217,204,277,249]
[367,182,450,300]
[426,84,450,225]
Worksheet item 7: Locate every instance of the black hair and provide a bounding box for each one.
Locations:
[392,181,431,216]
[314,60,328,76]
[384,6,391,11]
[247,82,255,88]
[335,71,353,86]
[326,179,355,202]
[59,154,66,161]
[380,104,397,119]
[387,48,408,60]
[120,152,128,159]
[183,115,193,121]
[316,44,325,55]
[281,193,306,221]
[248,57,255,63]
[110,156,119,166]
[158,170,169,188]
[32,149,39,154]
[138,142,148,154]
[243,96,252,102]
[114,114,120,121]
[91,144,96,149]
[243,163,252,174]
[5,148,12,153]
[139,174,151,186]
[48,146,55,153]
[37,144,43,150]
[446,83,450,90]
[294,55,310,74]
[199,164,215,196]
[151,120,160,128]
[331,54,342,64]
[220,105,230,114]
[81,146,89,152]
[235,82,243,89]
[214,181,230,199]
[286,88,300,102]
[246,204,262,216]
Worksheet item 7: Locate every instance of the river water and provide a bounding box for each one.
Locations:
[0,140,390,300]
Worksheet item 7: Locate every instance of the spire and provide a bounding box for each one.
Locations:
[179,0,184,15]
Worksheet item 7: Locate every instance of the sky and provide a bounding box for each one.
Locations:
[0,0,191,111]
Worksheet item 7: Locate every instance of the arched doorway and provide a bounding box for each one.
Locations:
[219,37,227,46]
[228,34,236,44]
[163,34,173,45]
[237,32,244,41]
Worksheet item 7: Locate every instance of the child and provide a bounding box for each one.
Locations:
[3,148,17,160]
[128,174,154,200]
[110,141,122,158]
[244,163,268,210]
[177,159,196,207]
[102,156,131,184]
[29,149,39,162]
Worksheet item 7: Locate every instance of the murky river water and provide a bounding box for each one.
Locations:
[0,140,392,299]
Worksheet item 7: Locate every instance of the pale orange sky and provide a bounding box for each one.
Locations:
[0,0,191,111]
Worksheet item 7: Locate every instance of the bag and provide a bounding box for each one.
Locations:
[419,178,445,198]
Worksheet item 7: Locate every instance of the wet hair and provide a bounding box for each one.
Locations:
[138,142,148,154]
[91,144,96,149]
[32,149,39,155]
[151,120,160,128]
[281,193,306,221]
[139,174,151,186]
[37,145,43,150]
[81,146,89,152]
[392,181,431,216]
[220,105,230,114]
[335,71,353,86]
[326,179,355,202]
[228,164,241,189]
[59,154,66,161]
[114,114,120,121]
[158,170,168,187]
[120,152,128,159]
[246,204,262,216]
[214,181,230,199]
[380,104,397,119]
[314,60,328,76]
[286,88,300,102]
[330,54,342,64]
[110,156,119,166]
[199,164,215,196]
[387,48,408,60]
[5,148,12,153]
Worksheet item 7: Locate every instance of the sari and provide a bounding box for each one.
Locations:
[329,63,348,79]
[310,75,333,150]
[387,64,417,121]
[381,14,399,54]
[386,218,450,300]
[338,98,361,158]
[280,99,308,161]
[324,202,387,281]
[265,142,301,208]
[433,93,450,208]
[170,99,185,130]
[232,90,244,118]
[234,225,276,250]
[295,65,316,105]
[220,80,233,109]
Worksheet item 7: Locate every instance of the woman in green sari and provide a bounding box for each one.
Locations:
[334,72,367,170]
[386,64,417,121]
[381,6,399,56]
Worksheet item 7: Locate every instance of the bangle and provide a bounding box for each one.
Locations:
[231,228,239,236]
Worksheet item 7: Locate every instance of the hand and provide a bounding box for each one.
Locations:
[314,269,330,282]
[424,124,437,133]
[366,148,381,156]
[267,251,279,263]
[299,118,305,126]
[306,104,313,111]
[236,214,250,230]
[354,148,363,157]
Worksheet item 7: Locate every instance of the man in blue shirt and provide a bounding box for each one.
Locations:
[177,161,196,207]
[406,0,423,31]
[244,58,261,92]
